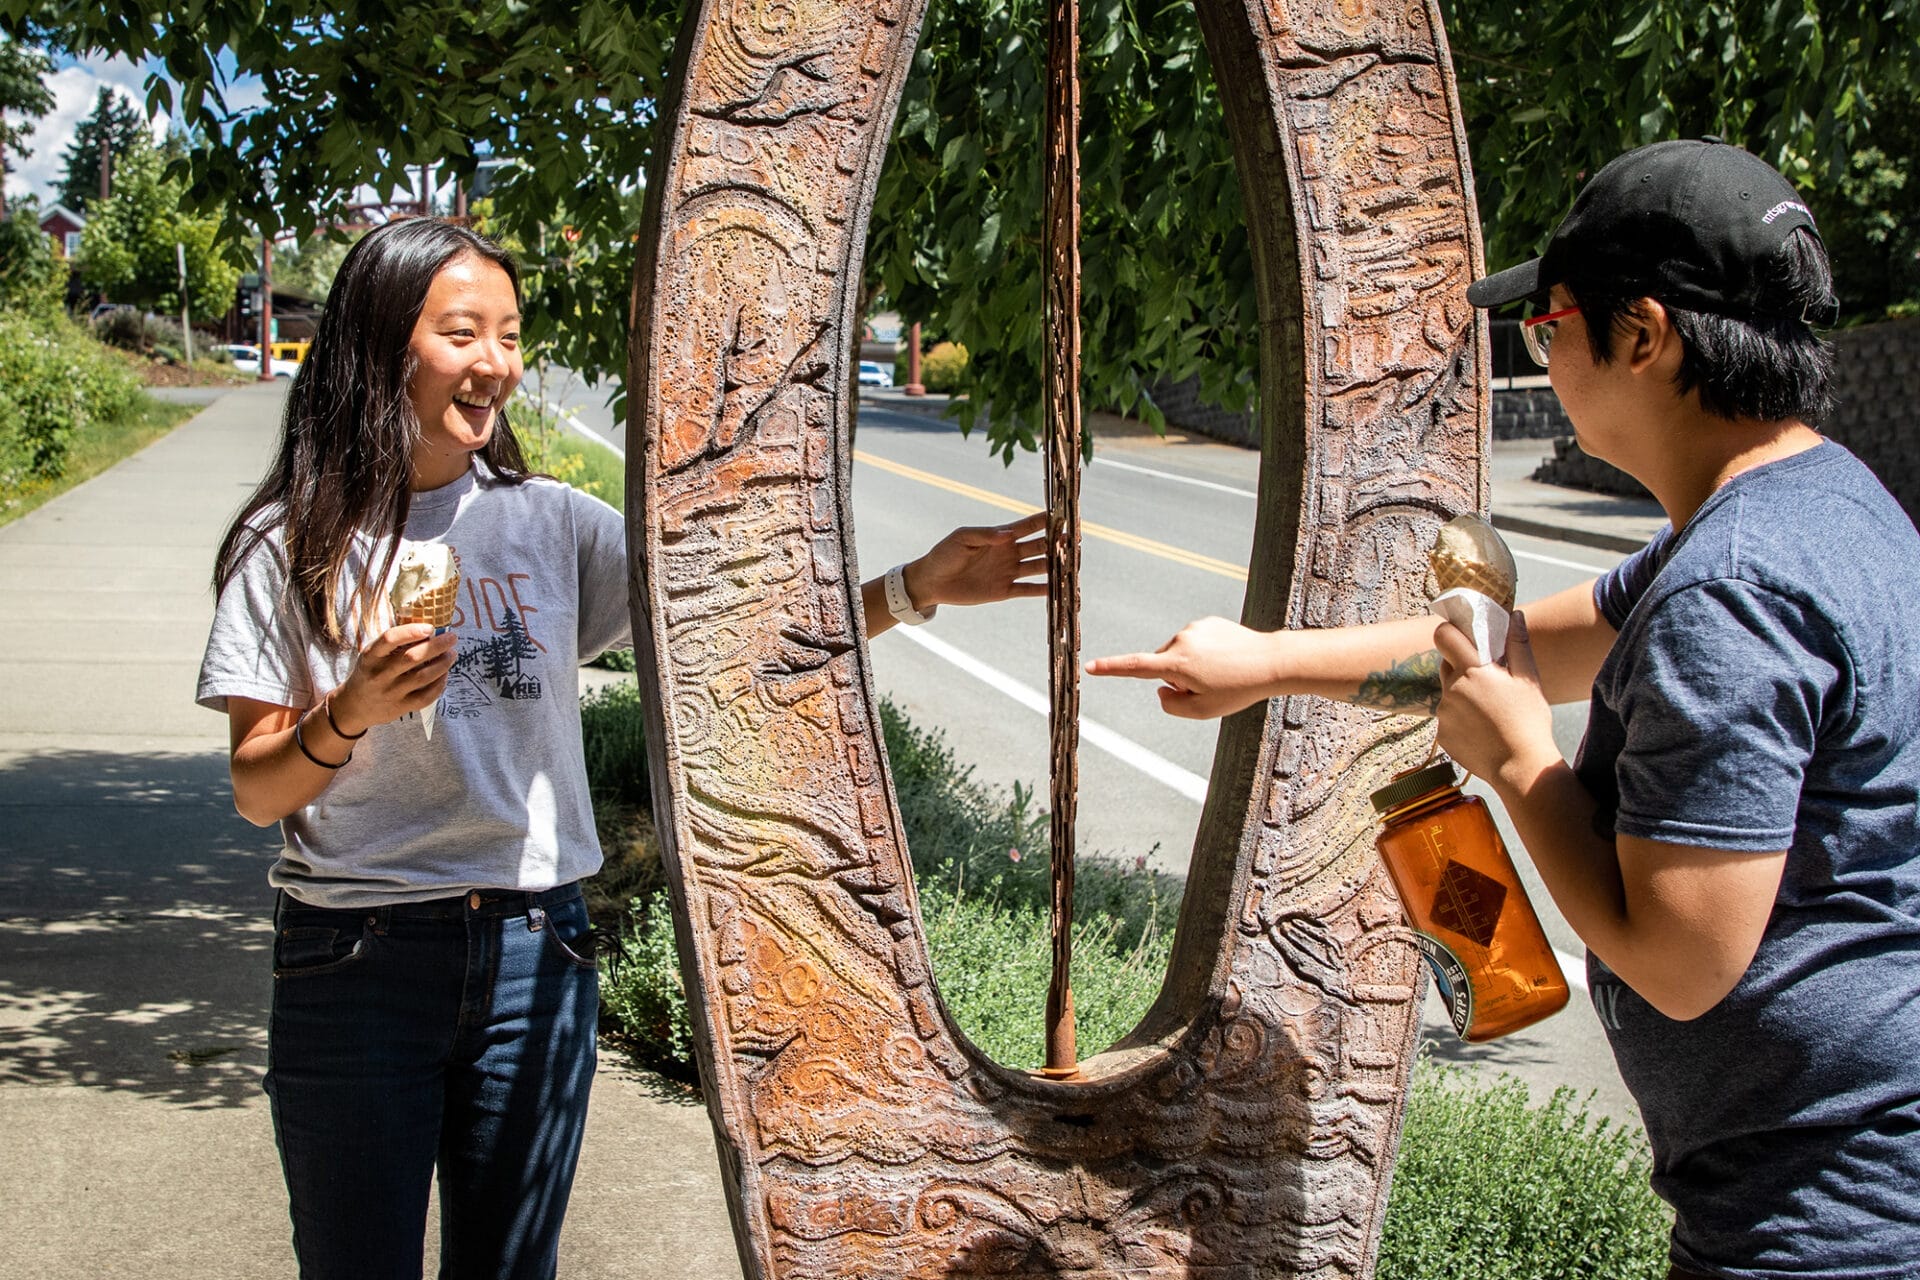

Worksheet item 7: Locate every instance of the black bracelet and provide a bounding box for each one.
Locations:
[323,697,367,740]
[293,715,350,770]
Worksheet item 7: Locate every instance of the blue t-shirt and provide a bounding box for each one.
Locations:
[1578,441,1920,1278]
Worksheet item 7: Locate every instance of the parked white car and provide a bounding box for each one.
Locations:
[857,360,893,387]
[227,344,300,379]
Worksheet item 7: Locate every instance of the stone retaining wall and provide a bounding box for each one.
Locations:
[1825,317,1919,521]
[1530,318,1919,522]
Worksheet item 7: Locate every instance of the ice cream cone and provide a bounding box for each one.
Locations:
[394,568,462,628]
[1428,515,1517,610]
[389,544,460,740]
[1429,551,1516,611]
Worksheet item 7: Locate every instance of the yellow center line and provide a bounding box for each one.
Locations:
[854,449,1248,583]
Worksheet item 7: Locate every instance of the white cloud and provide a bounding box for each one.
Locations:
[7,53,170,212]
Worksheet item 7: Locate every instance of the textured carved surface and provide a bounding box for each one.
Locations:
[625,0,1490,1274]
[1041,0,1085,1077]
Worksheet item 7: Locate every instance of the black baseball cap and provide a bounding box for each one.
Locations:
[1467,138,1838,326]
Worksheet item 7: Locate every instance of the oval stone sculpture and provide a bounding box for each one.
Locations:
[624,0,1491,1273]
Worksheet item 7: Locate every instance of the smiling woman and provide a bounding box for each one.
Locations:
[191,215,1047,1280]
[404,255,524,491]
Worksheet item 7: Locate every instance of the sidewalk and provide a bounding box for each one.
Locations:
[0,382,740,1280]
[0,383,1659,1279]
[861,385,1670,553]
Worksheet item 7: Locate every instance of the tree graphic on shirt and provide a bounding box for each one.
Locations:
[445,608,544,716]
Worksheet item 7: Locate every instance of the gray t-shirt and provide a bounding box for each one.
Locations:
[1579,442,1920,1278]
[197,465,631,908]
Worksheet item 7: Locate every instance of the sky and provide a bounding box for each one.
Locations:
[8,50,281,213]
[9,46,543,221]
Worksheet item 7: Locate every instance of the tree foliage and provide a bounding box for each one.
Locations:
[57,85,144,214]
[0,35,53,194]
[0,194,65,313]
[6,0,1912,455]
[77,136,241,320]
[1440,0,1920,308]
[270,231,356,300]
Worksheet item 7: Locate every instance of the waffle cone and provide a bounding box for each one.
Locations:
[395,572,461,627]
[1430,551,1516,611]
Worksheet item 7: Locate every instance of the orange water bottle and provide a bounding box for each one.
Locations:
[1370,761,1570,1042]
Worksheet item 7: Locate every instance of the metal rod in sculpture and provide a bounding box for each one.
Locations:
[1041,0,1083,1079]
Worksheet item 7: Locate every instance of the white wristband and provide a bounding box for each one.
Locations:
[883,563,936,626]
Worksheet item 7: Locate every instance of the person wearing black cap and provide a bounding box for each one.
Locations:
[1092,138,1920,1279]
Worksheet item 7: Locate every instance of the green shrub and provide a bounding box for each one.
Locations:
[1377,1063,1670,1279]
[144,314,186,355]
[920,341,969,394]
[882,699,1180,953]
[0,211,67,317]
[600,891,699,1080]
[0,311,142,486]
[917,879,1173,1066]
[579,679,651,814]
[91,306,149,352]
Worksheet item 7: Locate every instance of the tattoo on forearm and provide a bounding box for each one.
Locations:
[1355,650,1442,714]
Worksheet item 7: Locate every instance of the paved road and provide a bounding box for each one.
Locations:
[523,364,624,450]
[846,402,1636,1120]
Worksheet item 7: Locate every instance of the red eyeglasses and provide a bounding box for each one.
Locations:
[1521,305,1580,368]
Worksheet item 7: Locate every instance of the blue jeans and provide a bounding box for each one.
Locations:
[266,884,598,1280]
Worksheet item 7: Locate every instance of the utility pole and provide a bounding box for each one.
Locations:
[176,242,194,364]
[904,322,926,396]
[257,238,274,382]
[98,134,109,204]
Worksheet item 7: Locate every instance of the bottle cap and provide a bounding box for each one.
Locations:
[1369,761,1461,814]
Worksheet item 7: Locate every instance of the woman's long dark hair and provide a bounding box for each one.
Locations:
[213,218,530,649]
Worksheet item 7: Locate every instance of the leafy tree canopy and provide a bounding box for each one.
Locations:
[57,85,144,214]
[6,0,1912,453]
[0,36,53,190]
[77,134,242,320]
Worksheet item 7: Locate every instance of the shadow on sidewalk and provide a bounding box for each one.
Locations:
[0,747,276,1110]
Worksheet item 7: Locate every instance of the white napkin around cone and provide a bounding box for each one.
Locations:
[1430,587,1511,667]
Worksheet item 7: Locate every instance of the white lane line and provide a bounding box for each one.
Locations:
[1509,545,1614,575]
[1557,951,1589,992]
[1093,456,1258,498]
[893,627,1209,805]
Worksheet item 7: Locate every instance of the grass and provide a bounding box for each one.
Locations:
[0,394,197,528]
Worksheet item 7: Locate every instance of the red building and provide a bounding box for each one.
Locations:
[37,204,86,260]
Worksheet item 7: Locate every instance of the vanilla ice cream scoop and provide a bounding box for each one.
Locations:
[1428,514,1515,666]
[391,542,461,627]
